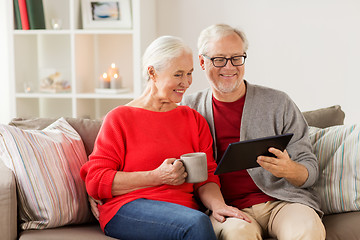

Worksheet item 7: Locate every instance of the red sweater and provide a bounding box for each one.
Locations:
[80,105,220,231]
[212,96,274,210]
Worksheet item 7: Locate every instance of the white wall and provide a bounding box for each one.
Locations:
[0,1,11,124]
[2,1,360,124]
[157,0,360,124]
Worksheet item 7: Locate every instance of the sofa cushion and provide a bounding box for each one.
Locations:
[19,223,116,240]
[9,117,102,156]
[0,118,92,230]
[302,105,345,128]
[322,211,360,240]
[309,124,360,214]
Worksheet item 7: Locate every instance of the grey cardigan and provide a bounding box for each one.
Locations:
[181,81,322,215]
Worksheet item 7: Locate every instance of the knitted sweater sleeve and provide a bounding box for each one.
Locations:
[191,109,220,191]
[80,109,125,200]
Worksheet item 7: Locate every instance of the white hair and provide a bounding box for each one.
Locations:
[198,24,249,55]
[142,36,192,81]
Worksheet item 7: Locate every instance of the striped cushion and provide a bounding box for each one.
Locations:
[309,125,360,214]
[0,118,92,230]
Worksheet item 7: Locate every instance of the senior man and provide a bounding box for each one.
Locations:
[181,23,325,240]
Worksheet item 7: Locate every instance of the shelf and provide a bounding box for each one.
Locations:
[15,93,72,98]
[74,29,134,35]
[13,30,72,35]
[13,30,134,35]
[76,93,134,99]
[9,0,156,119]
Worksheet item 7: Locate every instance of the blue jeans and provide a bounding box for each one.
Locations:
[104,198,216,240]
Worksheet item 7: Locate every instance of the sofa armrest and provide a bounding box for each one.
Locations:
[0,159,17,240]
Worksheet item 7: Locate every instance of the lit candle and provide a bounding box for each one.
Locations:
[108,63,121,89]
[108,63,119,79]
[100,72,110,88]
[110,73,122,89]
[51,18,62,30]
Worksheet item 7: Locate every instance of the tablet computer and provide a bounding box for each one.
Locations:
[214,133,294,175]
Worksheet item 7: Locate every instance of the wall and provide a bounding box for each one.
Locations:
[2,1,359,124]
[0,1,11,124]
[157,0,360,124]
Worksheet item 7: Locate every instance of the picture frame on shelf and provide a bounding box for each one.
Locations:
[81,0,132,29]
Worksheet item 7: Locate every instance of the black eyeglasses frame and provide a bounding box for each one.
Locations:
[202,53,247,67]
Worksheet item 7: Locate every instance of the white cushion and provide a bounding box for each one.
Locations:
[0,118,92,230]
[309,124,360,214]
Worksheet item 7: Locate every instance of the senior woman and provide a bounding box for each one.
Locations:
[80,36,249,240]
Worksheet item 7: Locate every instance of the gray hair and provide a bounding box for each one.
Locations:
[142,36,192,81]
[198,24,249,55]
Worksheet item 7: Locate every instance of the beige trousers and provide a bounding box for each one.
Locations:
[210,201,325,240]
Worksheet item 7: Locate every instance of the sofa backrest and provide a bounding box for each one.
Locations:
[9,117,102,157]
[7,105,345,157]
[302,105,345,128]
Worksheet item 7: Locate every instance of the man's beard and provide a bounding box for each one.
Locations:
[210,78,243,94]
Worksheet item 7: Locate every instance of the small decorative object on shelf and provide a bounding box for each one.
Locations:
[108,63,122,89]
[96,62,128,94]
[111,73,119,89]
[40,71,71,93]
[23,81,33,93]
[51,18,62,30]
[99,72,111,88]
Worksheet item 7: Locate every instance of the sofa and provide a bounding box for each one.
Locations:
[0,105,359,240]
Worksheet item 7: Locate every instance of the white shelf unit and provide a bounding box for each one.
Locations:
[9,0,156,119]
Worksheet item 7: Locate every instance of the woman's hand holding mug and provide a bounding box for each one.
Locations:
[153,158,187,185]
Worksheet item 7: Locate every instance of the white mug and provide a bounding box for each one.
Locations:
[178,152,208,183]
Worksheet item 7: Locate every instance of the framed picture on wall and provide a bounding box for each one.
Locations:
[81,0,132,29]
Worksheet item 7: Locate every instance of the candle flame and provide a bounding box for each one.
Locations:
[114,73,118,78]
[111,63,116,68]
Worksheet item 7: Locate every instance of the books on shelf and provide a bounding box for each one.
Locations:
[13,0,45,30]
[17,0,29,30]
[13,0,22,29]
[26,0,45,29]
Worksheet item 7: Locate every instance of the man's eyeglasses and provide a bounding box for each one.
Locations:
[202,53,247,67]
